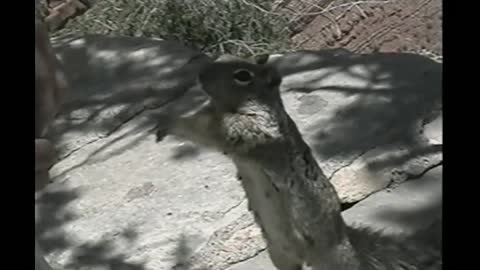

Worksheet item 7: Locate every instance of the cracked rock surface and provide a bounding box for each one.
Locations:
[36,36,442,270]
[228,165,442,270]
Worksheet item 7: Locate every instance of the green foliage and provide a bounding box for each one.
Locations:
[55,0,291,57]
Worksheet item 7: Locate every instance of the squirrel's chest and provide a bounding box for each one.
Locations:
[233,158,303,254]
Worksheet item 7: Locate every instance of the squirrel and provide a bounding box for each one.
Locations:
[156,54,441,270]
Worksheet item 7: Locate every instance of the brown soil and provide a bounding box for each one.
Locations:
[291,0,442,55]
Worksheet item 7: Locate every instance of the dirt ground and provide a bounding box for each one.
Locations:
[291,0,442,56]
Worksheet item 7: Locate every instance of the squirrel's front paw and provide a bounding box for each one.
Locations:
[155,127,168,142]
[153,115,173,142]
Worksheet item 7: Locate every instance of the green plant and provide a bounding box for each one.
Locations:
[55,0,291,57]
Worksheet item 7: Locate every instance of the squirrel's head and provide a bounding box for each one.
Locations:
[198,54,282,113]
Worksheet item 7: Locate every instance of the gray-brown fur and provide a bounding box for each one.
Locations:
[156,55,441,270]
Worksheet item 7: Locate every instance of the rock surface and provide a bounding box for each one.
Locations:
[36,36,442,270]
[342,165,442,235]
[227,165,442,270]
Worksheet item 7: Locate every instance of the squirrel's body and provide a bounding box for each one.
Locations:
[158,55,441,270]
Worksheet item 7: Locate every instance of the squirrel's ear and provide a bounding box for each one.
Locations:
[254,54,270,65]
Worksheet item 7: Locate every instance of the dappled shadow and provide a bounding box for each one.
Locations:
[372,191,442,251]
[39,45,443,268]
[273,50,442,167]
[50,86,209,181]
[36,186,147,270]
[171,234,194,270]
[49,39,442,171]
[65,238,146,270]
[371,166,442,246]
[267,48,354,77]
[84,87,209,162]
[53,34,209,97]
[343,165,442,252]
[170,144,201,161]
[170,234,209,270]
[410,217,442,250]
[36,187,81,254]
[366,144,442,171]
[49,43,442,186]
[47,34,212,161]
[373,192,442,234]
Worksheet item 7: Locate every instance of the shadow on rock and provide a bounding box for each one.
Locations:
[170,234,209,270]
[36,187,81,254]
[372,166,442,246]
[170,144,201,161]
[374,191,442,235]
[36,186,146,270]
[171,234,194,270]
[366,144,442,171]
[48,35,212,161]
[275,51,442,167]
[50,87,209,182]
[65,237,146,270]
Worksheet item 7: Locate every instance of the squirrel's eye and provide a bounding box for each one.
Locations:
[233,69,254,85]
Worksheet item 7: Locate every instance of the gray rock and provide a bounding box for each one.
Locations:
[276,50,442,202]
[423,115,442,144]
[48,35,212,159]
[36,39,442,270]
[36,240,54,270]
[225,166,442,270]
[330,145,442,203]
[343,165,442,235]
[225,251,274,270]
